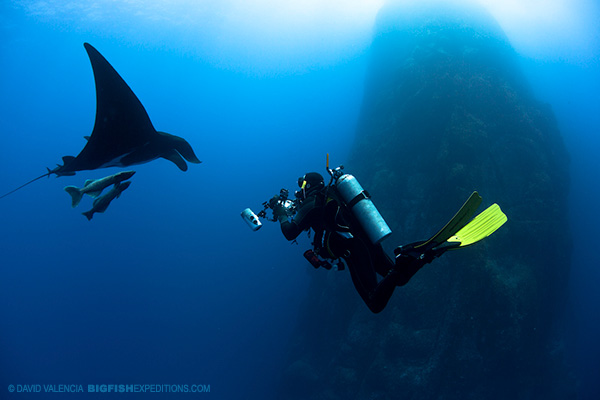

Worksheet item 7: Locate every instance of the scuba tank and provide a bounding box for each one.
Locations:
[335,174,392,244]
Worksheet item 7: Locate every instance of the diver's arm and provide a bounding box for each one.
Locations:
[278,215,302,241]
[278,197,316,241]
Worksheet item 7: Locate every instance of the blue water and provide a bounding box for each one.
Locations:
[522,58,600,399]
[1,1,599,399]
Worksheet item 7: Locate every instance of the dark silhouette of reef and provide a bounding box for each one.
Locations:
[278,2,575,400]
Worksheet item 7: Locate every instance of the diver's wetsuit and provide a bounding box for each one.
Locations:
[277,191,427,314]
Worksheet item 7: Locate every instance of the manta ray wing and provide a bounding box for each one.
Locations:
[1,43,200,199]
[58,43,158,174]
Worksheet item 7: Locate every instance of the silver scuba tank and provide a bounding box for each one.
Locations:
[335,174,392,244]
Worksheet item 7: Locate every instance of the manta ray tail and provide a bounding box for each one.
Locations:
[0,171,53,200]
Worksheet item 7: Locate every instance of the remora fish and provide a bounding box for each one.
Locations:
[64,170,135,207]
[82,181,131,221]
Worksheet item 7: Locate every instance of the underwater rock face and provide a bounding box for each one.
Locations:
[279,2,574,400]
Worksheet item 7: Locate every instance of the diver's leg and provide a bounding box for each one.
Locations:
[370,241,427,287]
[329,233,399,314]
[392,241,437,286]
[372,243,395,276]
[393,255,427,286]
[347,259,401,313]
[360,240,432,288]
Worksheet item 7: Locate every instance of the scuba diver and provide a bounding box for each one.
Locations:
[243,161,507,314]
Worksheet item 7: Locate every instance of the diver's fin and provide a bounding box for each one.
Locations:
[440,203,507,249]
[414,191,482,250]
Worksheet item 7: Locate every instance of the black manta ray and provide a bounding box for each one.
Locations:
[1,43,200,199]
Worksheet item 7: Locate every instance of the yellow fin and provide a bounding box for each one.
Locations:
[446,203,507,247]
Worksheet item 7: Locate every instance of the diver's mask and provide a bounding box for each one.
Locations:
[295,177,308,200]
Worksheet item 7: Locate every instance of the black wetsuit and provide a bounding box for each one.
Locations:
[277,190,426,314]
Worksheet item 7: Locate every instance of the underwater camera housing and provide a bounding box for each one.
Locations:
[241,188,298,231]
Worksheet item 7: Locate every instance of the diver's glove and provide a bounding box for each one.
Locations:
[269,196,279,209]
[270,196,287,219]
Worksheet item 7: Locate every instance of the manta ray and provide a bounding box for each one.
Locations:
[1,43,200,199]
